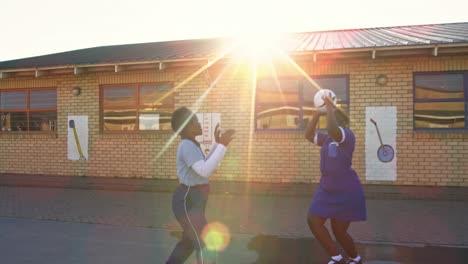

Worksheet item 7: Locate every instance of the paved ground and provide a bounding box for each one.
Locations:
[0,174,467,263]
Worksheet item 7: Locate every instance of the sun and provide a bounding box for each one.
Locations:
[231,32,285,63]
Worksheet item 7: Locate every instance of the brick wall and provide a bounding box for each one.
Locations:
[1,55,467,186]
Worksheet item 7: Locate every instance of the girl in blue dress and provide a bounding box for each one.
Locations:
[305,94,366,264]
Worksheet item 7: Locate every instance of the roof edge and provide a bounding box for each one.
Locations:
[1,42,468,74]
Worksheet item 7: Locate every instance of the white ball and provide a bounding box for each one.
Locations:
[314,89,337,112]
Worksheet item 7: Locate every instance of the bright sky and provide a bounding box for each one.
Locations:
[1,0,467,62]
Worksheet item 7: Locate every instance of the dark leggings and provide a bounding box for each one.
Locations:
[307,214,358,259]
[166,184,216,264]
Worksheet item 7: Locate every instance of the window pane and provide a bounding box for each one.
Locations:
[257,79,299,103]
[103,109,137,131]
[0,91,27,110]
[415,102,465,128]
[256,104,300,129]
[29,112,57,131]
[302,105,322,129]
[30,90,57,109]
[1,113,12,131]
[303,77,348,104]
[140,84,173,107]
[139,108,172,131]
[103,87,136,108]
[1,112,28,131]
[415,74,464,100]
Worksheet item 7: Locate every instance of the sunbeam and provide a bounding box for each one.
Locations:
[277,50,350,119]
[153,44,235,107]
[154,36,348,171]
[247,57,257,180]
[264,55,288,108]
[280,52,323,91]
[153,64,228,162]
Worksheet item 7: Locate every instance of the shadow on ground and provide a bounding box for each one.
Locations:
[247,235,329,263]
[247,234,468,264]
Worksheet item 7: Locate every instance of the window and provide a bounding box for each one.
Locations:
[101,83,174,131]
[255,75,349,130]
[414,72,467,130]
[0,88,57,132]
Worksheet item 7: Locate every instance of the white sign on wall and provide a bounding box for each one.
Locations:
[365,107,397,181]
[68,116,88,160]
[139,114,160,130]
[196,113,221,155]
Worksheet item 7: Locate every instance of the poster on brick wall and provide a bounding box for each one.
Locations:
[68,116,88,160]
[365,107,397,181]
[196,113,221,155]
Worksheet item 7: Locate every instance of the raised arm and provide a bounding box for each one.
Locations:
[325,96,343,143]
[305,111,322,143]
[191,124,235,178]
[191,144,227,177]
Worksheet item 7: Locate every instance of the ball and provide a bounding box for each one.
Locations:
[314,89,337,112]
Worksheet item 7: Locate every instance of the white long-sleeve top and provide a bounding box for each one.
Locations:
[176,140,227,185]
[192,143,226,177]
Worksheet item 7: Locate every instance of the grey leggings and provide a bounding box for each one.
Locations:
[166,184,216,264]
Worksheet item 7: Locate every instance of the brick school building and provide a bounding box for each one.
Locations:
[1,22,467,187]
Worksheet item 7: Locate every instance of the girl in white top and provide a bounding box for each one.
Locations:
[166,107,235,264]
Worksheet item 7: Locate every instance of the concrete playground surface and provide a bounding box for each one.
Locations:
[0,174,467,263]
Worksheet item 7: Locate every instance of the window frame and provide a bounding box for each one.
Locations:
[100,82,174,133]
[413,71,468,131]
[0,87,57,133]
[255,75,350,132]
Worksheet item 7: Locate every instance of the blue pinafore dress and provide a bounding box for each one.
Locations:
[308,128,366,221]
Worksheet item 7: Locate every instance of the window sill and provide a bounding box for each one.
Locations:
[413,129,468,140]
[99,130,174,139]
[0,132,58,138]
[255,129,305,140]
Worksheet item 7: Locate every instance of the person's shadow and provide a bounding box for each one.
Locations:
[247,234,468,264]
[247,234,329,264]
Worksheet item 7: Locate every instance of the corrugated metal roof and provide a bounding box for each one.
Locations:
[0,38,230,70]
[287,22,468,51]
[1,22,467,70]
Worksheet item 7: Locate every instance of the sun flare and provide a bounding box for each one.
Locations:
[231,32,285,63]
[201,222,231,251]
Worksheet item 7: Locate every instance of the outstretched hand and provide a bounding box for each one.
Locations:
[214,123,221,143]
[322,92,336,111]
[214,123,235,147]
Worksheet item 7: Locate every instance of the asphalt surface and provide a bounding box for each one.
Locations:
[0,180,467,263]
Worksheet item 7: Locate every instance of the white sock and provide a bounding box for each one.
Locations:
[331,254,343,261]
[350,255,361,262]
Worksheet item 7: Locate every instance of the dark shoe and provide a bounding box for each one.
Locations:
[346,258,362,264]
